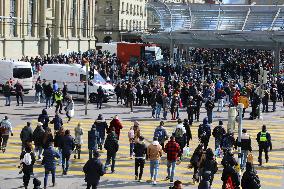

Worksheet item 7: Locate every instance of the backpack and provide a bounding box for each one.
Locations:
[251,174,261,189]
[22,151,32,165]
[175,128,183,138]
[154,128,165,142]
[222,135,233,149]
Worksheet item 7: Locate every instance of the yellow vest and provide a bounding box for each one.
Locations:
[260,132,267,142]
[55,93,63,101]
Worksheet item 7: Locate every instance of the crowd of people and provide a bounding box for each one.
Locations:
[0,47,281,189]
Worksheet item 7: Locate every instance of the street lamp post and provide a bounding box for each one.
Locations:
[237,103,244,177]
[85,62,89,115]
[164,2,174,64]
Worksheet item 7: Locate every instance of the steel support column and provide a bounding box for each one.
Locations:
[273,43,281,74]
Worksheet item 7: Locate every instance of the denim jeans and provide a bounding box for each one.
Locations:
[130,143,135,156]
[35,145,43,159]
[215,138,222,151]
[156,103,162,118]
[62,153,71,172]
[152,106,156,117]
[217,99,224,112]
[97,137,105,147]
[35,91,41,102]
[46,96,51,108]
[167,160,176,181]
[207,110,213,124]
[150,160,159,181]
[5,96,11,105]
[44,168,56,187]
[241,150,248,168]
[163,109,168,119]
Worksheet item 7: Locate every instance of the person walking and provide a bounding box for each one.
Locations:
[205,97,215,124]
[198,118,211,150]
[38,109,50,131]
[164,136,180,183]
[74,123,83,159]
[235,129,252,169]
[34,80,43,103]
[108,115,123,140]
[64,95,74,123]
[147,137,162,185]
[172,119,186,158]
[198,171,211,189]
[0,116,13,153]
[33,122,45,160]
[154,121,169,150]
[83,150,106,189]
[241,162,261,189]
[54,88,63,114]
[42,127,54,149]
[3,81,12,106]
[97,86,104,109]
[133,136,147,182]
[256,125,272,166]
[20,122,33,151]
[51,80,59,107]
[44,83,53,109]
[183,119,192,147]
[95,114,108,150]
[54,127,64,165]
[270,84,277,112]
[60,130,75,175]
[42,143,60,189]
[194,91,203,122]
[104,131,119,173]
[155,91,163,119]
[62,83,68,105]
[88,124,99,159]
[19,142,36,189]
[162,93,170,120]
[50,113,63,134]
[221,130,235,151]
[212,120,226,151]
[128,121,141,158]
[238,93,249,118]
[186,96,196,125]
[221,163,240,189]
[189,144,204,184]
[199,148,218,186]
[14,81,24,106]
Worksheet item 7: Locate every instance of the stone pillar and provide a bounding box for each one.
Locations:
[22,0,28,38]
[73,0,77,37]
[3,0,10,38]
[55,0,61,38]
[0,0,3,37]
[39,0,46,38]
[273,43,281,74]
[77,0,81,38]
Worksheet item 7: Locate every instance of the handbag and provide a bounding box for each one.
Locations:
[247,153,254,164]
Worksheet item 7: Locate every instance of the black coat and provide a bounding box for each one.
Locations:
[221,166,240,189]
[83,158,105,184]
[20,150,36,174]
[241,170,261,189]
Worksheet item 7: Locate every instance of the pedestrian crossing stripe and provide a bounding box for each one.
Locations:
[1,119,284,189]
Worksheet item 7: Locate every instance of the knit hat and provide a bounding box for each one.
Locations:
[98,114,103,120]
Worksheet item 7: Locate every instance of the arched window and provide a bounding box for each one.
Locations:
[27,0,34,36]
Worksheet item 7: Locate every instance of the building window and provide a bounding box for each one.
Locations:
[121,19,124,30]
[126,20,128,30]
[10,0,16,37]
[82,0,88,37]
[129,20,132,31]
[121,2,124,13]
[139,21,142,30]
[105,1,113,14]
[27,0,34,36]
[130,4,132,15]
[47,0,51,8]
[70,0,77,37]
[126,3,129,14]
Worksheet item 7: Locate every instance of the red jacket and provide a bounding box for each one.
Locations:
[233,91,240,106]
[164,140,180,161]
[108,119,123,139]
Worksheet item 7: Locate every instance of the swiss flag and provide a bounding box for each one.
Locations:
[225,176,234,189]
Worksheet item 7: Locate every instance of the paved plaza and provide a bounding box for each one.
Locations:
[0,93,283,189]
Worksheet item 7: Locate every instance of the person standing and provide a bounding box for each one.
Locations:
[108,115,123,140]
[51,80,59,107]
[38,109,50,130]
[187,96,196,125]
[147,137,162,185]
[64,95,74,123]
[95,114,108,150]
[14,81,24,106]
[42,143,60,189]
[205,97,215,124]
[20,122,33,151]
[34,80,43,103]
[155,91,163,119]
[235,129,252,169]
[97,86,104,109]
[74,123,83,159]
[270,84,277,112]
[212,120,226,151]
[238,93,249,118]
[83,150,106,189]
[54,88,63,114]
[133,136,147,182]
[20,142,36,189]
[88,124,98,159]
[164,136,180,183]
[241,162,261,189]
[104,131,119,173]
[194,91,203,122]
[198,118,211,150]
[62,83,68,105]
[154,121,169,150]
[162,93,170,120]
[256,125,272,166]
[3,81,12,106]
[60,130,75,175]
[33,122,45,160]
[0,116,13,153]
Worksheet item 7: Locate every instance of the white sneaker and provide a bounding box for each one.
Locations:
[153,181,157,185]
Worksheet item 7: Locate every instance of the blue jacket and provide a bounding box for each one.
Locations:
[88,129,98,150]
[43,146,60,170]
[50,116,63,131]
[60,135,75,155]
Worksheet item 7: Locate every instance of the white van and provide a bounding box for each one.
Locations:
[40,64,115,102]
[0,60,33,93]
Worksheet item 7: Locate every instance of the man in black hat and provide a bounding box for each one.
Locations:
[256,125,272,166]
[83,150,106,189]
